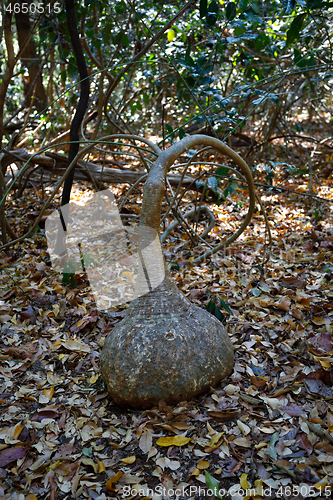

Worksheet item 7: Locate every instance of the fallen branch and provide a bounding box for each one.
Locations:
[3,149,198,188]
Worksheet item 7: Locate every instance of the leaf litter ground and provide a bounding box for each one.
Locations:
[0,163,333,500]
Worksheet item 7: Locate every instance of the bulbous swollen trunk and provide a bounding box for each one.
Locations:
[100,271,234,408]
[100,135,255,409]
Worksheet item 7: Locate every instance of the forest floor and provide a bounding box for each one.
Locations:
[0,132,333,500]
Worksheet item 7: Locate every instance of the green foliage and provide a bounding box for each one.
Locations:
[2,0,333,186]
[206,0,220,26]
[204,471,223,499]
[267,432,280,460]
[226,2,237,21]
[200,0,208,18]
[287,13,306,45]
[206,295,233,325]
[62,260,77,288]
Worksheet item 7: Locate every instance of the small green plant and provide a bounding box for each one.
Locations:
[62,250,98,288]
[314,208,323,221]
[206,294,233,325]
[62,260,77,288]
[204,470,223,500]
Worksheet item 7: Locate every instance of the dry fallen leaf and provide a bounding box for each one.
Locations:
[120,455,136,464]
[197,460,210,470]
[139,428,153,454]
[105,471,123,490]
[156,436,190,447]
[62,339,90,353]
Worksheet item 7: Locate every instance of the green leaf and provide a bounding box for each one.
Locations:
[204,471,223,500]
[219,298,233,315]
[63,260,77,274]
[115,31,129,47]
[143,93,149,105]
[243,11,263,24]
[252,2,261,13]
[216,166,229,177]
[82,446,93,458]
[185,43,191,61]
[167,30,175,42]
[214,304,223,321]
[165,123,175,142]
[70,276,77,288]
[268,432,279,461]
[207,176,218,192]
[294,48,306,68]
[169,260,179,271]
[282,0,296,11]
[287,13,306,46]
[200,0,208,18]
[62,273,71,285]
[216,194,223,206]
[206,298,215,313]
[223,186,230,199]
[207,0,219,26]
[239,0,249,11]
[226,1,237,21]
[83,254,98,269]
[179,127,185,140]
[62,260,77,285]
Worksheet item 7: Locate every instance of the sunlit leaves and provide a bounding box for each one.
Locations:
[167,30,175,42]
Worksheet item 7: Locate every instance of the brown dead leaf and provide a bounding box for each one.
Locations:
[19,306,37,324]
[0,446,28,467]
[281,404,306,417]
[70,311,98,333]
[280,277,307,289]
[276,297,291,311]
[298,433,313,455]
[307,333,333,354]
[304,378,333,397]
[250,375,267,388]
[234,252,255,264]
[139,428,153,454]
[188,289,205,300]
[106,471,123,490]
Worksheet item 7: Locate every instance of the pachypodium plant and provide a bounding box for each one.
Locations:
[99,134,255,409]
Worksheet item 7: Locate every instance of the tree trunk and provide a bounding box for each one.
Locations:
[15,4,47,113]
[100,135,255,409]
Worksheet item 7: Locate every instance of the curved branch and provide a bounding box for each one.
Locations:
[140,135,256,265]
